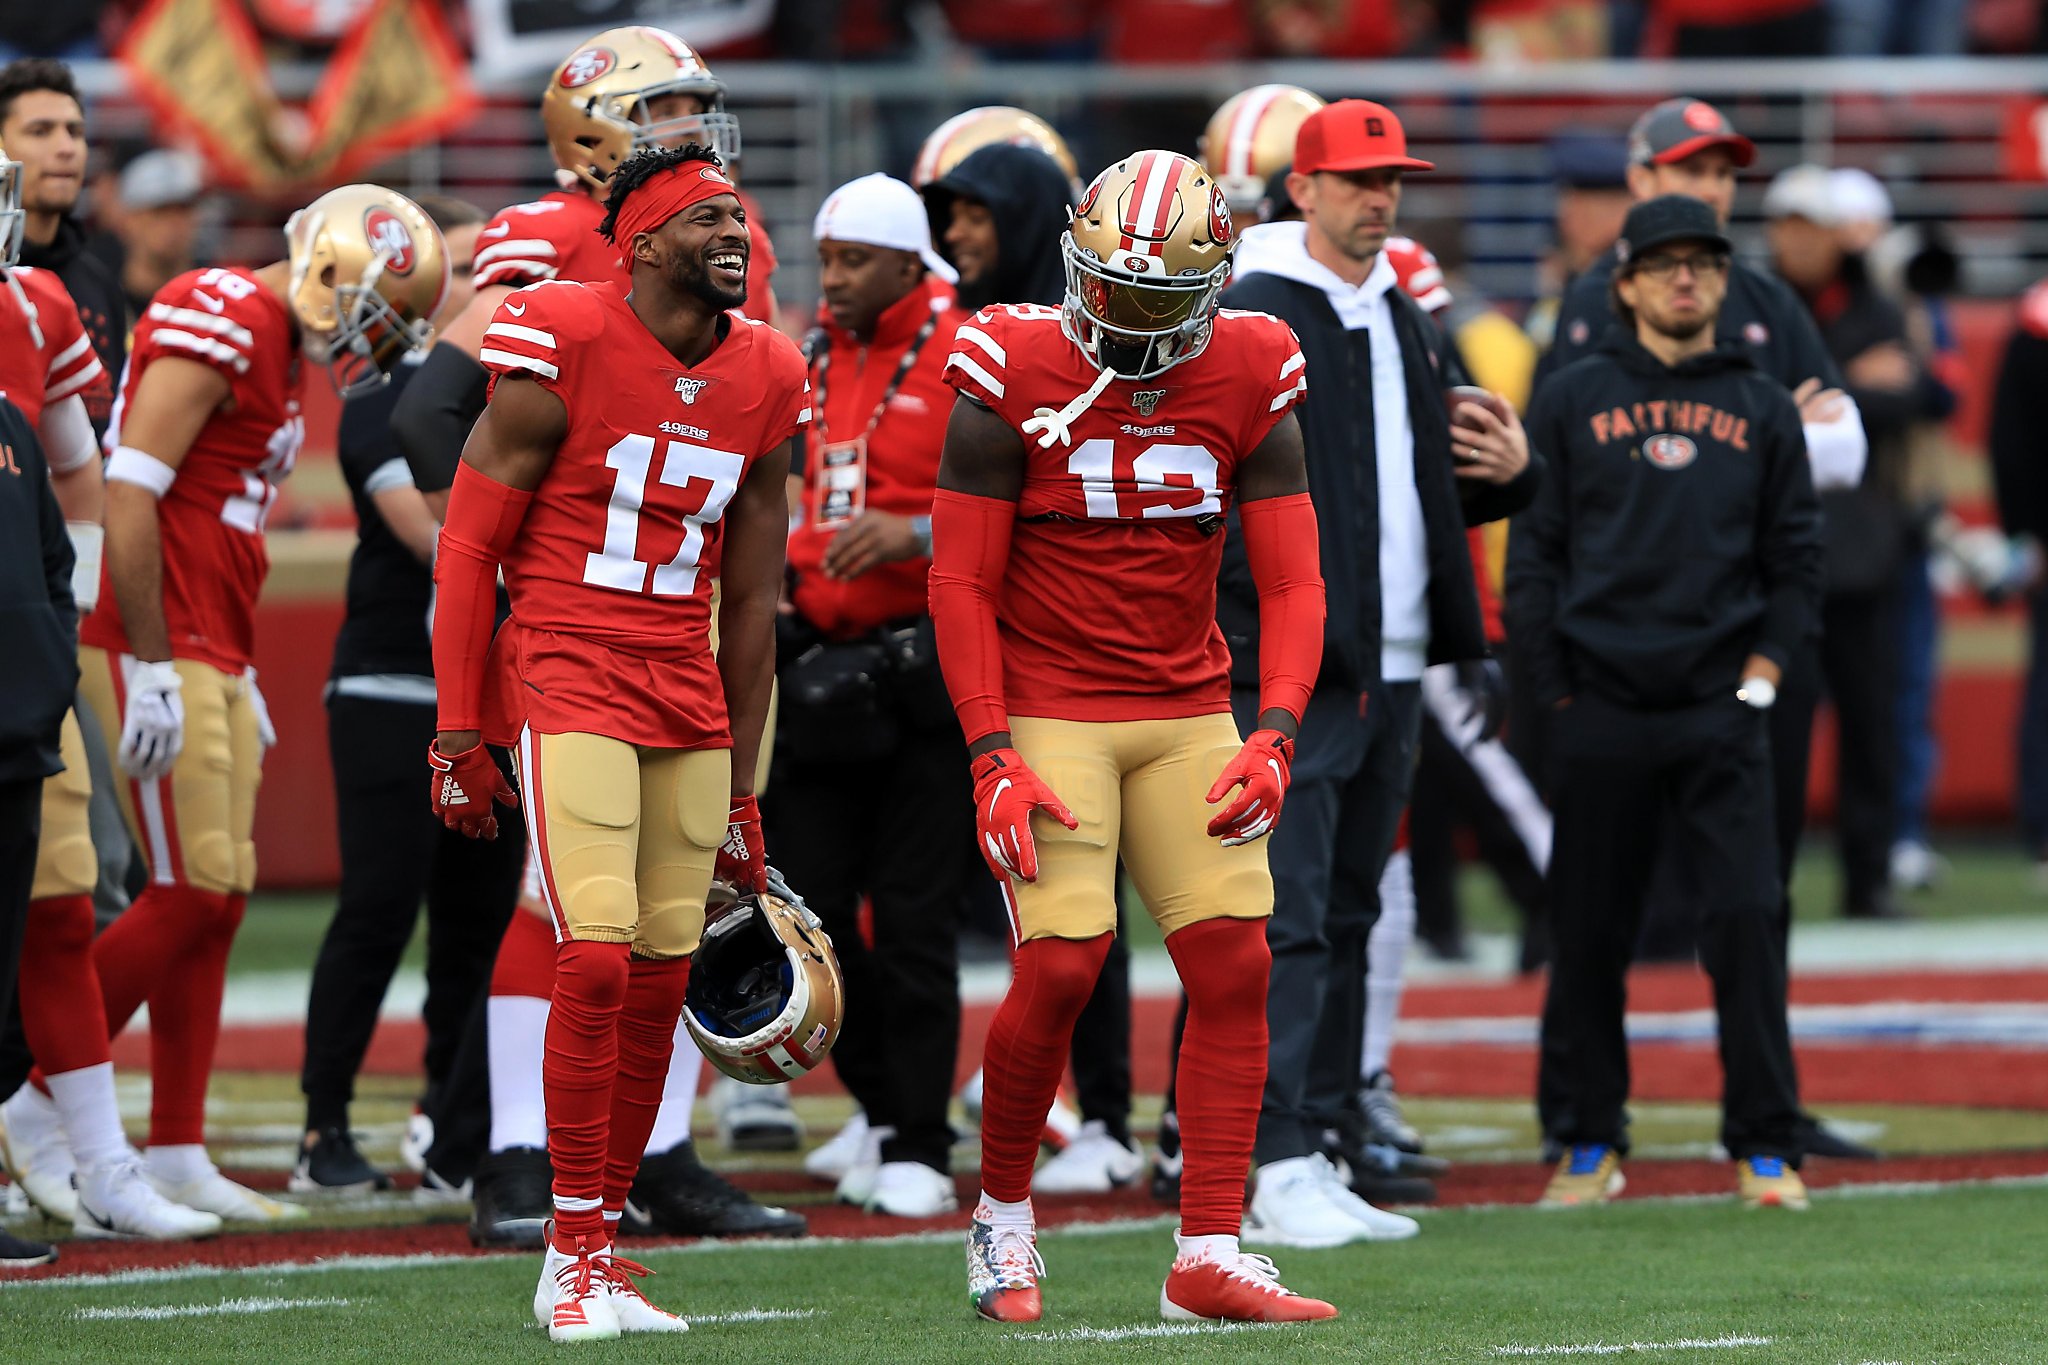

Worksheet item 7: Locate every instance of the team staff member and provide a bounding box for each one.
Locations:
[1509,196,1822,1211]
[771,173,977,1219]
[293,198,526,1195]
[1991,276,2048,870]
[1220,99,1537,1249]
[0,398,76,1270]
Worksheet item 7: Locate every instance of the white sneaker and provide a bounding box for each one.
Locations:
[1243,1155,1377,1249]
[532,1229,622,1343]
[833,1122,890,1205]
[1041,1093,1082,1152]
[711,1076,803,1153]
[74,1157,222,1241]
[144,1153,308,1223]
[865,1160,957,1217]
[400,1108,433,1174]
[1032,1121,1144,1195]
[805,1112,875,1182]
[1890,839,1948,892]
[1313,1160,1421,1241]
[598,1249,689,1334]
[0,1087,77,1223]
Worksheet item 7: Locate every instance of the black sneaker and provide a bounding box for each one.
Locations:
[288,1128,392,1195]
[621,1140,806,1239]
[1798,1113,1880,1161]
[469,1146,551,1249]
[0,1228,57,1269]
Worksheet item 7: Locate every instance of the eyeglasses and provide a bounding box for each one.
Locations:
[1630,251,1731,282]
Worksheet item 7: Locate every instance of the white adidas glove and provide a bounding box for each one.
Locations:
[118,659,185,781]
[246,667,277,748]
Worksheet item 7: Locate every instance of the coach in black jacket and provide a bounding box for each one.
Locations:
[1215,100,1539,1239]
[1508,197,1821,1207]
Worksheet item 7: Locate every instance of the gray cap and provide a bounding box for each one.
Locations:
[120,150,204,212]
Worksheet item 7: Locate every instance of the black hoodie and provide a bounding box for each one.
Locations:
[1507,327,1822,712]
[19,215,127,428]
[922,143,1073,310]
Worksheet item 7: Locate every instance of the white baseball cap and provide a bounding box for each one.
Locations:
[813,172,957,283]
[1761,163,1841,226]
[1829,167,1892,228]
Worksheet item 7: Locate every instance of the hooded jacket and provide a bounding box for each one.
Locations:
[0,397,79,783]
[922,143,1073,310]
[19,216,126,429]
[1508,328,1822,712]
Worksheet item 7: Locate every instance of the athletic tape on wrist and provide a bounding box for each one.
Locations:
[105,445,178,497]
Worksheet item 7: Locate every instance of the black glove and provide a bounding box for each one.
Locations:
[1454,657,1508,744]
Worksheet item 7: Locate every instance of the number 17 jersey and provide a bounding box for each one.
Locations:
[476,280,810,749]
[943,304,1305,724]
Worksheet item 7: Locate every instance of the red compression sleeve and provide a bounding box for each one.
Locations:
[1240,492,1326,725]
[928,487,1015,745]
[433,461,534,733]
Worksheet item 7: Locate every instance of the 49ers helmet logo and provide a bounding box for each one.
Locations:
[363,207,417,275]
[1208,182,1234,247]
[560,46,617,89]
[1642,433,1698,469]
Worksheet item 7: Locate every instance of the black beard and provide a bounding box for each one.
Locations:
[670,249,747,311]
[1654,311,1712,343]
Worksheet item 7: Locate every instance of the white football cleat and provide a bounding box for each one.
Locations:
[866,1160,958,1218]
[0,1086,78,1223]
[1314,1160,1421,1241]
[400,1108,433,1174]
[598,1250,690,1334]
[711,1076,803,1153]
[144,1153,307,1223]
[1032,1120,1145,1196]
[1243,1156,1378,1249]
[532,1229,622,1343]
[805,1111,878,1183]
[74,1157,222,1241]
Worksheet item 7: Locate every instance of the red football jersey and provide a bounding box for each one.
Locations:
[0,266,107,427]
[942,304,1306,723]
[471,186,780,324]
[476,279,810,749]
[83,267,304,673]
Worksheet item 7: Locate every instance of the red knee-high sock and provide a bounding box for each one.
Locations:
[545,940,630,1247]
[978,934,1112,1203]
[89,884,221,1039]
[602,956,691,1216]
[19,896,111,1075]
[1166,918,1271,1237]
[144,890,245,1147]
[491,906,559,1000]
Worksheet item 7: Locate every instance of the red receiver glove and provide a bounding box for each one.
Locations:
[428,740,518,840]
[970,748,1077,883]
[716,794,768,894]
[1206,729,1294,846]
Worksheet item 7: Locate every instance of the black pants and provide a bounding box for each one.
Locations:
[1539,694,1802,1162]
[1818,590,1900,913]
[0,778,40,1105]
[300,694,523,1132]
[765,722,976,1172]
[1247,680,1422,1165]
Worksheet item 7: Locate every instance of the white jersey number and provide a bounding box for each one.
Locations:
[584,433,745,597]
[1065,439,1221,521]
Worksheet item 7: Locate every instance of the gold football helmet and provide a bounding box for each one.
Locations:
[541,26,738,194]
[1061,150,1234,380]
[1200,84,1326,220]
[0,136,22,268]
[911,105,1079,190]
[284,184,448,398]
[684,870,846,1085]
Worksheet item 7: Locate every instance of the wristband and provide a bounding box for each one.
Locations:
[105,445,178,497]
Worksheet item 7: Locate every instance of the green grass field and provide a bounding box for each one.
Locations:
[11,1184,2047,1364]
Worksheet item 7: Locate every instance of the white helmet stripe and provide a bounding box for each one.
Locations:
[1227,85,1287,181]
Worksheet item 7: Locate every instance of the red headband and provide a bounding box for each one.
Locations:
[613,161,739,248]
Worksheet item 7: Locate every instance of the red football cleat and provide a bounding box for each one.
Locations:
[967,1214,1045,1322]
[1160,1248,1339,1323]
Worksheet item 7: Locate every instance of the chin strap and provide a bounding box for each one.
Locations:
[1020,362,1118,450]
[5,269,44,349]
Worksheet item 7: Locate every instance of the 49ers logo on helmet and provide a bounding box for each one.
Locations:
[560,46,617,89]
[1208,182,1234,246]
[363,207,416,275]
[1077,176,1103,219]
[1642,433,1698,469]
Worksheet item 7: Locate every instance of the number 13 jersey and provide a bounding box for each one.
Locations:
[942,304,1306,723]
[476,279,810,749]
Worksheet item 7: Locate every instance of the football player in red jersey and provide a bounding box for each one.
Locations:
[931,150,1335,1325]
[0,140,215,1241]
[55,186,448,1226]
[426,145,806,1341]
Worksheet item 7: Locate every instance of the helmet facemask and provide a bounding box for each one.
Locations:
[568,82,740,189]
[286,199,445,400]
[1060,232,1228,381]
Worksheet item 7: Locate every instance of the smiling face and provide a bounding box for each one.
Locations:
[1,89,87,217]
[639,191,749,310]
[944,198,998,286]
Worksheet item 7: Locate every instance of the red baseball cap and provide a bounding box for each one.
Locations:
[1293,100,1434,176]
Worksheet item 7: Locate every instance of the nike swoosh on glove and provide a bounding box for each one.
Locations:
[427,740,517,839]
[970,748,1077,883]
[118,659,185,781]
[1205,729,1294,846]
[715,794,768,894]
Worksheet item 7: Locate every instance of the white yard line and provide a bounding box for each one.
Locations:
[1489,1337,1773,1357]
[685,1308,820,1324]
[1013,1322,1283,1343]
[73,1296,350,1321]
